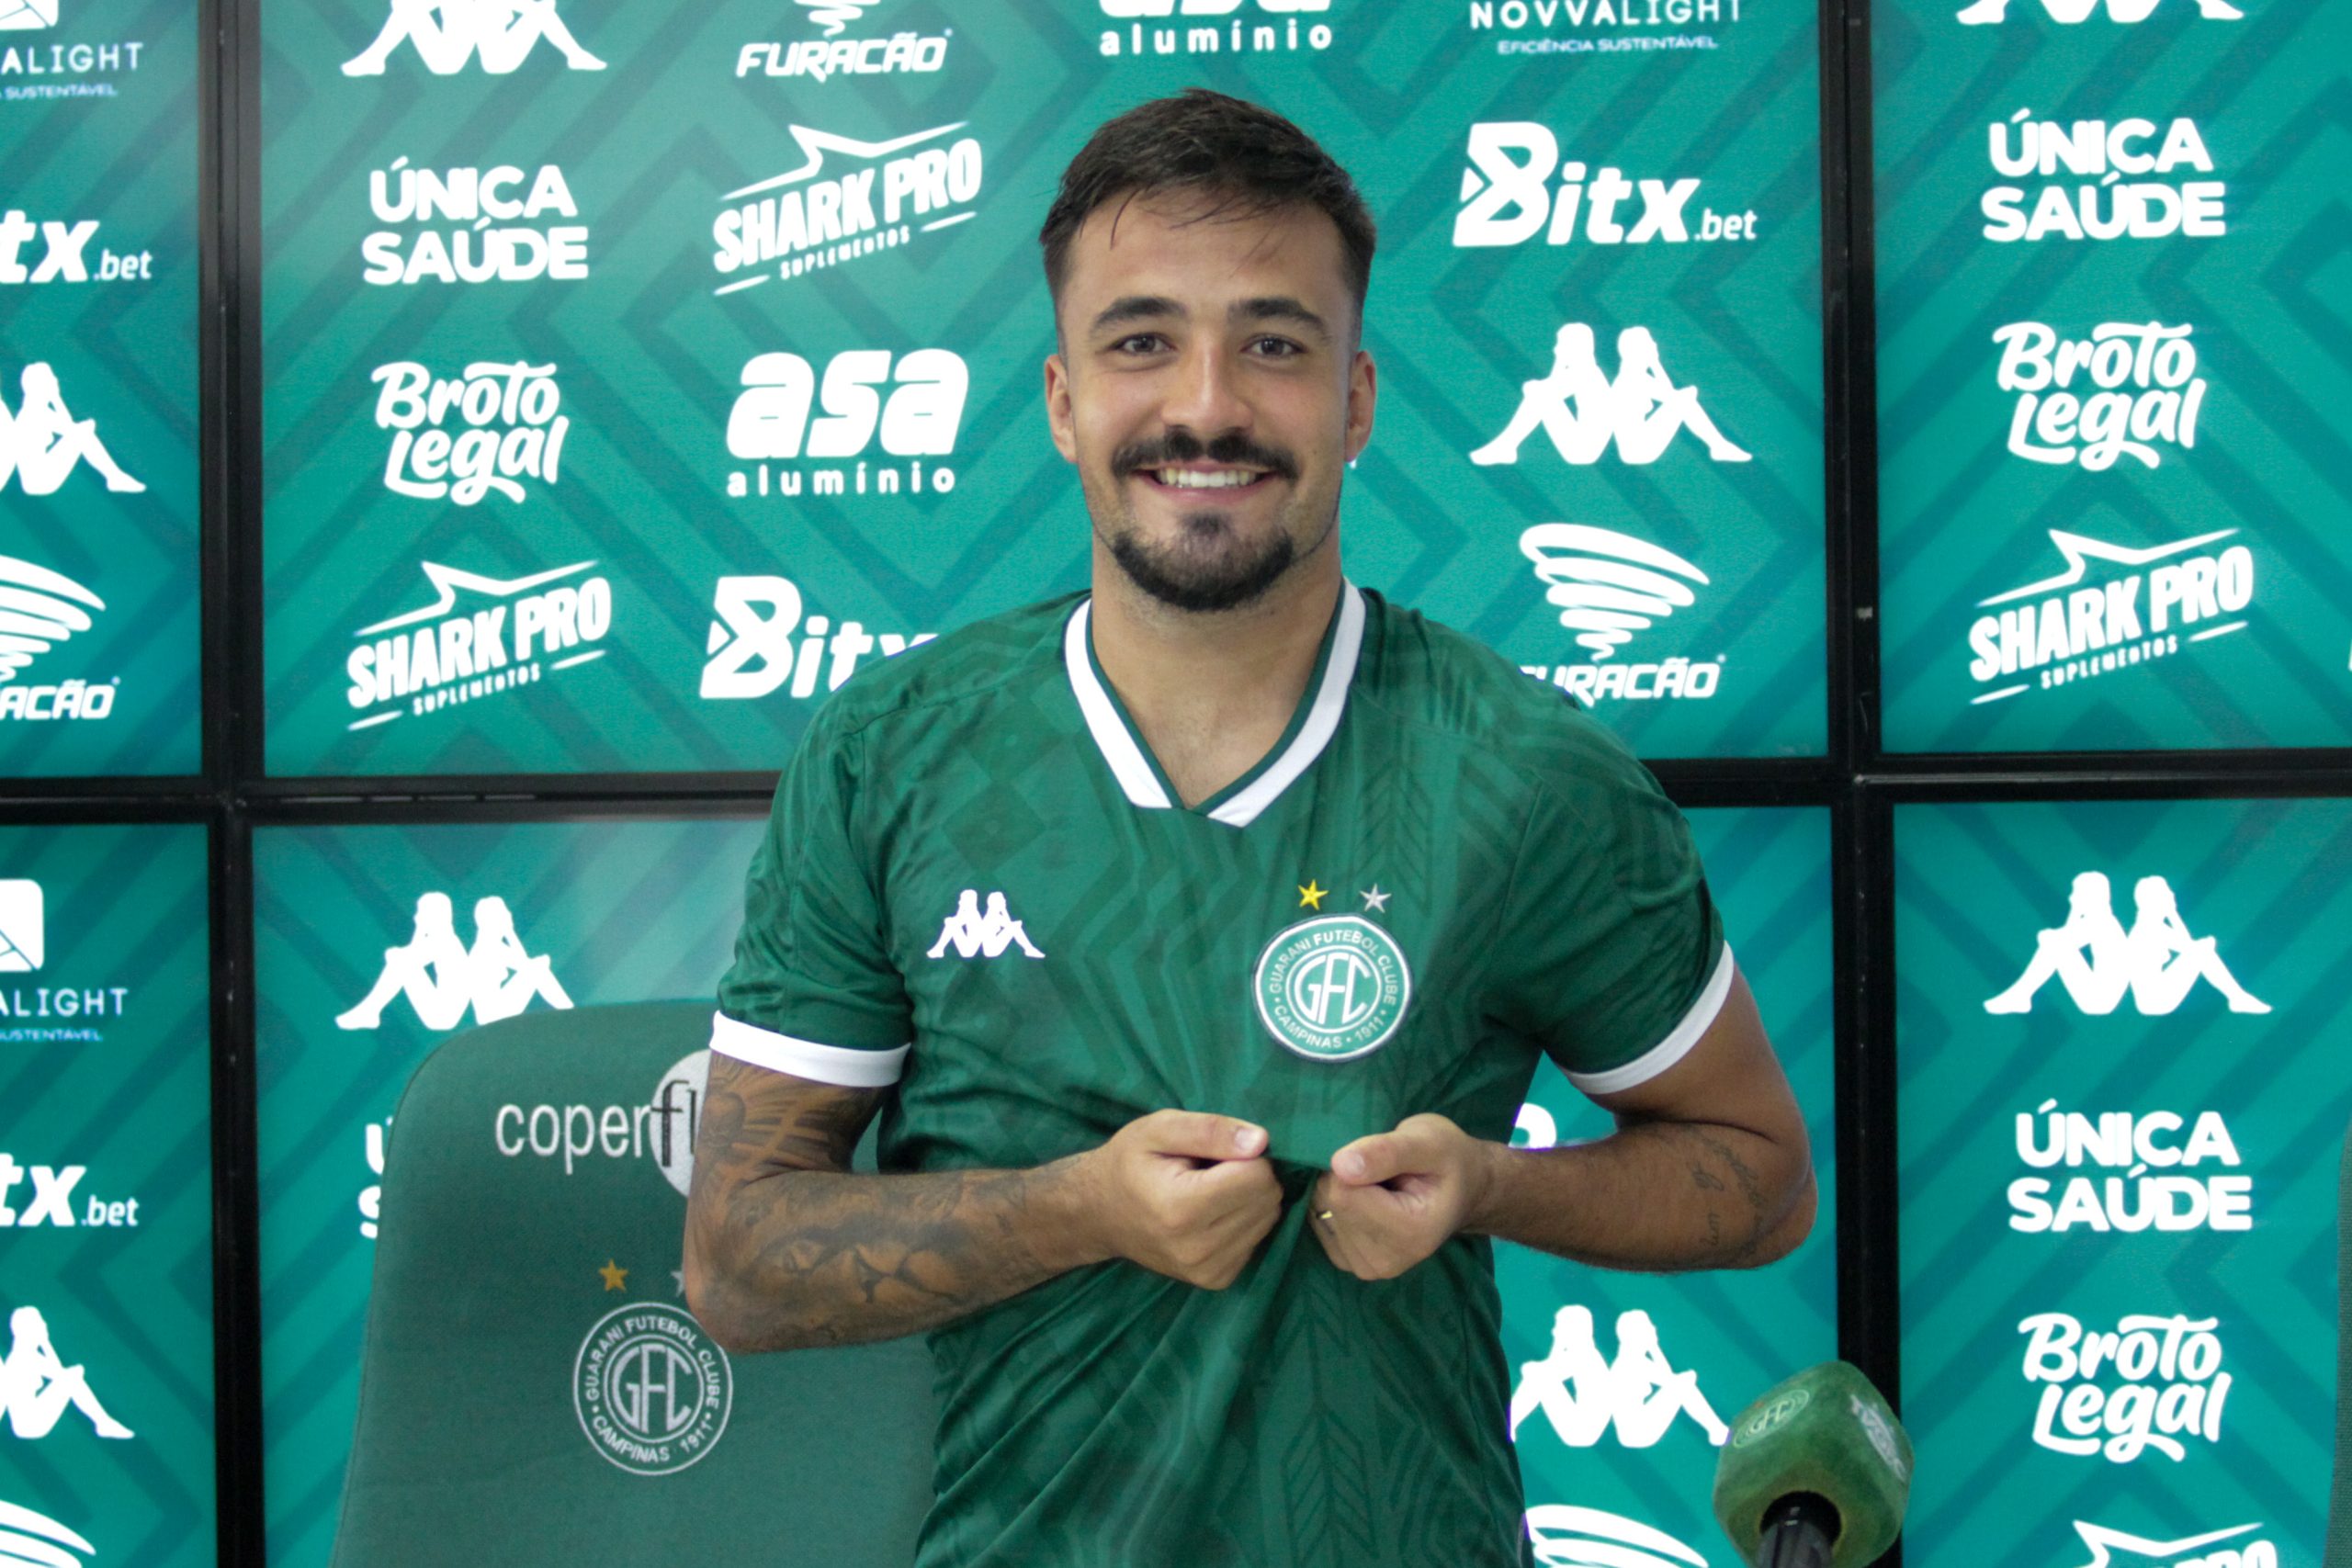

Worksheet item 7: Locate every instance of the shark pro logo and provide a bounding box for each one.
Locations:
[345,560,612,731]
[1965,529,2252,705]
[1516,525,1721,703]
[1994,321,2206,470]
[735,0,951,82]
[712,123,981,296]
[1453,124,1758,249]
[2066,1521,2272,1568]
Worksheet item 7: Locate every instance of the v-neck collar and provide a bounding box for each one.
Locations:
[1063,581,1366,829]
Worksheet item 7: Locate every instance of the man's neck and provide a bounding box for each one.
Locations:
[1088,550,1343,808]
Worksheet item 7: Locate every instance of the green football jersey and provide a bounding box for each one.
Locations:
[715,581,1730,1568]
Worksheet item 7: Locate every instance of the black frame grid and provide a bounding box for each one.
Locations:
[0,0,2339,1562]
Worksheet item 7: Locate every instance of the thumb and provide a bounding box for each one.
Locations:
[1331,1133,1412,1186]
[1144,1110,1268,1161]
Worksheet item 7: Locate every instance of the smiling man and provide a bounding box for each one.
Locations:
[684,90,1815,1568]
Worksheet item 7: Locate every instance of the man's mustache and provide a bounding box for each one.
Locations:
[1111,431,1298,482]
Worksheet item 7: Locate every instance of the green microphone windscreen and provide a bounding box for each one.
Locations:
[1712,1361,1912,1568]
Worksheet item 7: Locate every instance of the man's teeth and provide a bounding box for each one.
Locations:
[1155,468,1258,490]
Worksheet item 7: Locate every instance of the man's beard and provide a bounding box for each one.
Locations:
[1096,431,1325,614]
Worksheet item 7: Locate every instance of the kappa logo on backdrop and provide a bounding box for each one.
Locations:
[2067,1521,2273,1568]
[0,1304,131,1439]
[0,1155,139,1229]
[573,1303,732,1475]
[1994,321,2206,469]
[2011,1102,2251,1235]
[1473,325,1751,467]
[1097,0,1335,59]
[1453,124,1758,248]
[724,349,965,502]
[1,364,143,493]
[0,1500,94,1567]
[341,0,605,75]
[1511,1306,1729,1449]
[344,560,613,731]
[0,211,150,284]
[2019,1313,2231,1463]
[0,558,113,724]
[1964,529,2254,705]
[928,891,1046,960]
[1984,111,2225,242]
[1984,872,2267,1016]
[1523,1505,1710,1568]
[735,0,952,82]
[1960,0,2239,20]
[700,575,933,701]
[364,159,587,285]
[335,892,574,1032]
[1516,525,1724,705]
[712,123,982,295]
[373,360,569,502]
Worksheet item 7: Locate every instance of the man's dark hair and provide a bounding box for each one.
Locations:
[1039,89,1376,321]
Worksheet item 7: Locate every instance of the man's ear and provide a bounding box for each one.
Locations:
[1343,348,1377,464]
[1044,351,1078,464]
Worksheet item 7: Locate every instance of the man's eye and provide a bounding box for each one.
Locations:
[1113,333,1167,354]
[1250,336,1304,358]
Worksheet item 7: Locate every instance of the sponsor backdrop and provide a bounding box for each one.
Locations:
[258,0,1825,774]
[0,0,203,777]
[0,824,214,1567]
[1505,806,1837,1564]
[250,817,762,1568]
[1874,0,2352,753]
[1897,798,2352,1563]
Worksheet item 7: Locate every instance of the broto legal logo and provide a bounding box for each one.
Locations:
[1993,321,2205,469]
[373,359,569,503]
[2018,1312,2229,1463]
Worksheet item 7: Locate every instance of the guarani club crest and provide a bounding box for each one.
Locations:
[1253,882,1411,1063]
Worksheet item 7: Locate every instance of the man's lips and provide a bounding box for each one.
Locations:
[1129,465,1277,495]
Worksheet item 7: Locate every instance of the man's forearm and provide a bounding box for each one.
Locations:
[1464,1118,1815,1272]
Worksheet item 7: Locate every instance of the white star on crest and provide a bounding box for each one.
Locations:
[672,1269,686,1299]
[1361,886,1390,913]
[2067,1521,2261,1568]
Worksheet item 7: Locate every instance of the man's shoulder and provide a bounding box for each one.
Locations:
[813,591,1082,745]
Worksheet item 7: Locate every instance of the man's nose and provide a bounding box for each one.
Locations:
[1159,344,1253,437]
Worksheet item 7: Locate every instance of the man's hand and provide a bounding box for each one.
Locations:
[1073,1111,1284,1289]
[1308,1113,1496,1281]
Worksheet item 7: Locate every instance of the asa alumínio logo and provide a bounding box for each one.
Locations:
[1993,321,2206,469]
[0,1303,131,1439]
[0,1500,94,1566]
[735,0,952,82]
[1,364,141,493]
[700,575,933,701]
[1453,124,1758,249]
[1517,525,1722,705]
[345,559,612,733]
[2066,1521,2272,1568]
[1510,1305,1728,1449]
[0,209,152,285]
[724,348,966,502]
[1523,1505,1710,1568]
[1983,111,2224,242]
[1097,0,1335,59]
[1252,914,1408,1063]
[572,1303,732,1476]
[1471,325,1751,467]
[712,123,982,297]
[341,0,605,76]
[334,891,574,1032]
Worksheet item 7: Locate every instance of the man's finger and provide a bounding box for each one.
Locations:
[1143,1111,1268,1161]
[1331,1130,1426,1186]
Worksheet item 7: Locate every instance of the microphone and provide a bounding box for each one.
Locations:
[1711,1361,1912,1568]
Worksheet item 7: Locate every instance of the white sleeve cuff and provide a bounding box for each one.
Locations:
[709,1010,909,1088]
[1564,943,1736,1097]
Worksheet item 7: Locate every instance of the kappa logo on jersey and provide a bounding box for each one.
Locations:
[1,364,142,494]
[1097,0,1335,58]
[1472,325,1751,467]
[1961,0,2239,20]
[712,123,982,295]
[0,1155,138,1230]
[0,211,151,284]
[1523,1505,1710,1568]
[341,0,605,75]
[2012,1100,2251,1234]
[374,360,569,502]
[0,1500,94,1567]
[928,891,1046,960]
[735,0,951,82]
[1253,913,1409,1062]
[345,559,612,731]
[725,349,965,502]
[1453,125,1757,249]
[364,159,586,286]
[1965,529,2253,705]
[1517,525,1724,705]
[1984,111,2224,242]
[2067,1520,2272,1568]
[335,892,574,1032]
[573,1303,731,1475]
[0,558,114,726]
[1984,871,2267,1016]
[2020,1312,2230,1462]
[0,1304,131,1439]
[700,575,933,701]
[1510,1305,1729,1449]
[1995,321,2206,470]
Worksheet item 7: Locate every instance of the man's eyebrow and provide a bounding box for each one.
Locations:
[1231,297,1331,341]
[1090,295,1183,334]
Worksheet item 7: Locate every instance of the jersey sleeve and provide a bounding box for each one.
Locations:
[712,709,913,1087]
[1486,723,1731,1095]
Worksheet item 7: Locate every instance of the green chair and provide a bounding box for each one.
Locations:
[331,1000,937,1567]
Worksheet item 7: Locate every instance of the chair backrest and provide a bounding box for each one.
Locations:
[331,1000,936,1567]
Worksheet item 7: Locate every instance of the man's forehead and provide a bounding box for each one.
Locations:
[1065,192,1347,301]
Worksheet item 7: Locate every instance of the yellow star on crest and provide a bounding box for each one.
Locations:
[598,1259,628,1292]
[1297,881,1327,909]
